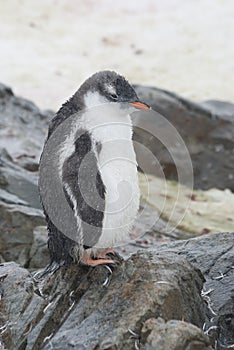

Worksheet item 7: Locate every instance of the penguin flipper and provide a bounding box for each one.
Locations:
[61,130,106,250]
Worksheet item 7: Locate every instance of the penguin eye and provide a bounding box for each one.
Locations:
[110,93,118,100]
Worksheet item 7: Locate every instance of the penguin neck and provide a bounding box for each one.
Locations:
[80,102,133,143]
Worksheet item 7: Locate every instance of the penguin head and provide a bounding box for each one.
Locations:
[78,70,150,111]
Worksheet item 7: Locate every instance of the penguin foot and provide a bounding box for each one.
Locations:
[95,247,116,259]
[94,247,122,264]
[80,251,115,267]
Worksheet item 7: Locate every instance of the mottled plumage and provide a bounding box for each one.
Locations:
[39,70,149,269]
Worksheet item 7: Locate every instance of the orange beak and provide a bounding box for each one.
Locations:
[130,101,150,110]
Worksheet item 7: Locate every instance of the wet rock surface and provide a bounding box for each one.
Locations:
[0,84,48,268]
[141,318,212,350]
[0,83,51,165]
[134,85,234,191]
[0,83,233,349]
[157,232,234,350]
[0,232,233,350]
[0,149,45,267]
[41,252,206,350]
[28,226,50,269]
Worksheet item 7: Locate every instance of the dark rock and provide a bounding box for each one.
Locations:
[0,85,50,268]
[0,200,45,266]
[0,83,51,166]
[0,149,46,267]
[0,250,206,350]
[0,148,41,209]
[201,100,234,121]
[0,226,232,349]
[156,231,234,349]
[141,318,212,350]
[0,262,45,349]
[42,252,205,350]
[0,83,13,99]
[28,226,50,269]
[134,85,234,191]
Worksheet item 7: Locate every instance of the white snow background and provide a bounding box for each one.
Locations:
[0,0,233,110]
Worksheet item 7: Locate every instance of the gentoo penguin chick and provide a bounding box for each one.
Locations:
[39,70,150,268]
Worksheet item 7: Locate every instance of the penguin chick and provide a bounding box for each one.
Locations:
[39,70,150,269]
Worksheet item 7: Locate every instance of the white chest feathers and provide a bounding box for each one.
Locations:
[97,132,140,248]
[81,103,140,248]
